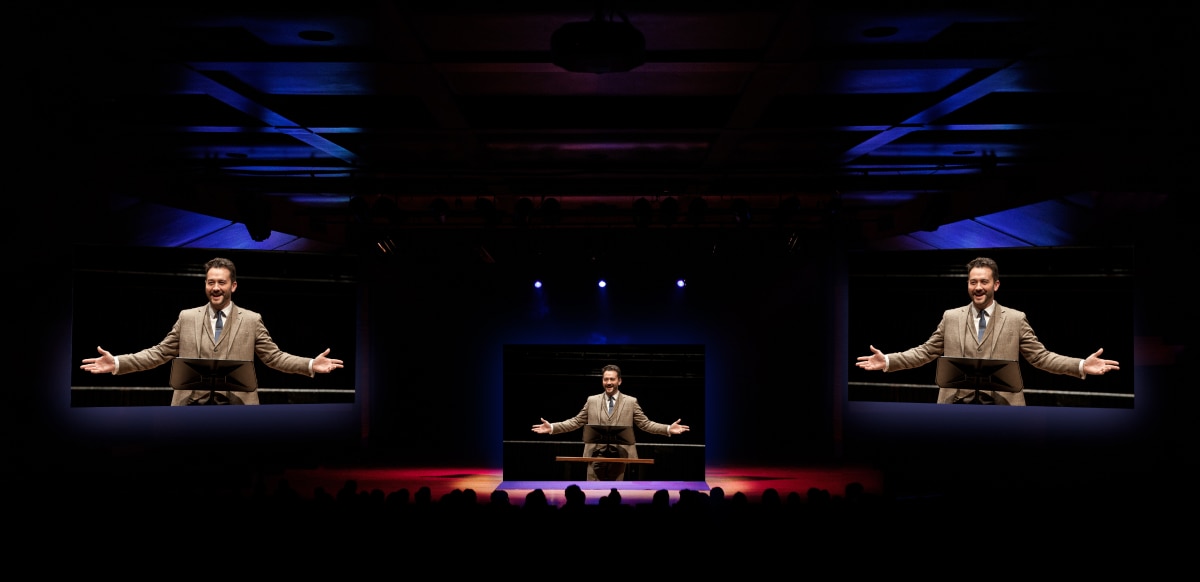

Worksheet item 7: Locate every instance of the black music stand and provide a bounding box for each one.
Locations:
[583,424,635,449]
[169,358,257,405]
[582,424,637,479]
[935,356,1023,392]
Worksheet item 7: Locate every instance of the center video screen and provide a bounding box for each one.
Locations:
[502,344,705,482]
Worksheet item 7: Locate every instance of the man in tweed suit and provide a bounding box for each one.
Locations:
[855,257,1119,405]
[80,257,344,405]
[533,364,689,480]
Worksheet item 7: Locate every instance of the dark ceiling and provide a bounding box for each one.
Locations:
[32,2,1188,260]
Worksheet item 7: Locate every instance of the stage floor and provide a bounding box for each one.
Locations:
[264,464,884,507]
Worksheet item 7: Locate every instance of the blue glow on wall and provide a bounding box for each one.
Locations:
[975,199,1085,247]
[909,220,1031,249]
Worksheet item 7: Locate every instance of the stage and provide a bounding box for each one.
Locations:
[259,463,885,507]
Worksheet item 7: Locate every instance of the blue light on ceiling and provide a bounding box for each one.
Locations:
[204,61,379,95]
[184,224,301,251]
[829,68,971,94]
[908,220,1029,249]
[975,199,1081,247]
[124,204,234,249]
[287,195,354,205]
[869,197,1094,251]
[119,199,334,253]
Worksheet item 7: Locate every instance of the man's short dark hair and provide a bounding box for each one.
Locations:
[601,364,621,378]
[966,257,999,280]
[204,257,238,282]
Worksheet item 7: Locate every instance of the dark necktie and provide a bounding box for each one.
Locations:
[608,396,614,416]
[978,309,987,342]
[215,311,224,342]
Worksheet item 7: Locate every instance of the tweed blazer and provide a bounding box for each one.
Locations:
[551,392,671,460]
[886,302,1083,405]
[116,303,312,405]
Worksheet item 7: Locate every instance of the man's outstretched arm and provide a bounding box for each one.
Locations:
[1081,348,1120,376]
[312,348,344,373]
[80,346,116,374]
[855,345,887,371]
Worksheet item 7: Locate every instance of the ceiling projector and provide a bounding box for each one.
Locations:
[551,18,646,74]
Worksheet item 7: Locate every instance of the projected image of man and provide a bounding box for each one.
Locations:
[80,257,344,405]
[532,364,689,480]
[854,256,1120,405]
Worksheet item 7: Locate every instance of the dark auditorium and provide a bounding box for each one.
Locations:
[15,2,1191,559]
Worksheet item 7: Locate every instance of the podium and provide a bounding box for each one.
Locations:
[559,425,651,479]
[169,358,257,405]
[935,356,1022,404]
[583,424,634,446]
[555,457,654,481]
[935,356,1023,392]
[555,457,655,465]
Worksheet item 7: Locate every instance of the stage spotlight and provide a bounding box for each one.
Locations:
[534,280,543,289]
[237,193,271,242]
[676,279,686,288]
[598,279,607,288]
[550,10,646,73]
[376,238,398,255]
[244,221,271,243]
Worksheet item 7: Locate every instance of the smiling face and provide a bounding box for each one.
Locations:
[967,266,999,312]
[205,267,237,312]
[601,369,622,396]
